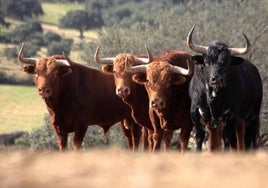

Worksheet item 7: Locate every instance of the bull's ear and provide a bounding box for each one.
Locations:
[172,75,187,85]
[58,66,72,77]
[192,55,204,65]
[132,73,147,85]
[22,65,35,74]
[101,65,113,73]
[231,56,244,65]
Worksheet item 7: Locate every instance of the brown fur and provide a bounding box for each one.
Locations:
[107,53,154,151]
[22,55,141,151]
[134,50,194,152]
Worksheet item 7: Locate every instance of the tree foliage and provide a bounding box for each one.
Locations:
[47,39,73,56]
[0,10,9,28]
[59,10,103,38]
[1,0,43,20]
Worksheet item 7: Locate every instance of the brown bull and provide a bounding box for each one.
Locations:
[18,43,141,151]
[125,50,194,152]
[94,46,154,151]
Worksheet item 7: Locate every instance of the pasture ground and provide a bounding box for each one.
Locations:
[0,85,47,133]
[0,148,267,188]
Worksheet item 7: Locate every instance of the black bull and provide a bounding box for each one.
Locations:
[187,26,263,151]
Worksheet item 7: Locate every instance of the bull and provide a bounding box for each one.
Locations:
[18,43,141,151]
[125,50,194,152]
[187,26,262,151]
[94,46,154,151]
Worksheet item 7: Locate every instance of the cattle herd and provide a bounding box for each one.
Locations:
[17,26,263,153]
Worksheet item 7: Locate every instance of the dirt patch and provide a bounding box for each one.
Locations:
[0,149,267,188]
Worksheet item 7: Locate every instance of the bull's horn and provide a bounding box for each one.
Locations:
[58,52,72,66]
[134,45,154,64]
[187,25,208,54]
[170,59,193,76]
[125,57,148,73]
[18,42,37,65]
[228,33,251,55]
[94,45,115,65]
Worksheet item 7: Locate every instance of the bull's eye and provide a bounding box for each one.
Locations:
[54,71,59,78]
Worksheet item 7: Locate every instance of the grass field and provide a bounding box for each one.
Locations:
[0,85,47,133]
[39,2,84,25]
[40,2,97,42]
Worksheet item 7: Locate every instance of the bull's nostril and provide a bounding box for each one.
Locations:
[123,88,129,93]
[211,77,216,83]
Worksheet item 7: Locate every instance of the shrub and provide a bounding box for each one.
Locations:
[47,39,73,56]
[16,114,127,151]
[43,31,62,46]
[4,47,17,60]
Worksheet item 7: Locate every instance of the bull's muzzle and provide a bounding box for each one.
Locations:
[116,86,131,98]
[210,76,225,97]
[38,87,51,97]
[210,76,224,87]
[150,98,166,110]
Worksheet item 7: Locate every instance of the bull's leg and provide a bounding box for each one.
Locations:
[236,121,245,151]
[131,121,141,152]
[207,126,222,152]
[179,126,192,153]
[222,120,236,151]
[245,118,260,150]
[149,109,163,152]
[163,130,173,152]
[56,133,68,151]
[152,129,163,152]
[195,125,205,152]
[147,129,154,152]
[141,127,149,151]
[120,119,133,151]
[73,127,88,151]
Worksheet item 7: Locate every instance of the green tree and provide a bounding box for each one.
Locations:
[2,0,43,20]
[60,10,103,39]
[0,10,9,28]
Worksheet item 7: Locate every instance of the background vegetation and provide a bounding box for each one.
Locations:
[0,0,267,150]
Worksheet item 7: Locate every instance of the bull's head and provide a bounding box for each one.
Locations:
[125,58,192,111]
[18,43,72,98]
[94,45,153,99]
[187,26,251,98]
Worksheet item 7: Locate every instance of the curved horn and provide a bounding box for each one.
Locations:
[228,33,251,55]
[134,45,154,64]
[18,42,37,65]
[170,59,193,76]
[187,25,208,54]
[94,45,115,65]
[125,57,148,73]
[56,52,72,66]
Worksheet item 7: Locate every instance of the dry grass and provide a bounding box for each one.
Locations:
[42,24,98,42]
[0,148,267,188]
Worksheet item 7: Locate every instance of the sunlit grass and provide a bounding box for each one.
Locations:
[39,2,84,25]
[0,85,47,133]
